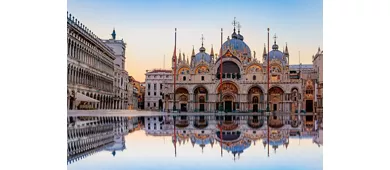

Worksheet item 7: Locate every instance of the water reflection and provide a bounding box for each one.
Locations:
[67,114,322,168]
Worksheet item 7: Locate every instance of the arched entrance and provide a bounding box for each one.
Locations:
[248,86,264,112]
[176,87,189,112]
[216,82,239,112]
[268,86,284,112]
[194,86,208,112]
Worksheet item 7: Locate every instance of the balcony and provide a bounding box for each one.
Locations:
[216,73,241,80]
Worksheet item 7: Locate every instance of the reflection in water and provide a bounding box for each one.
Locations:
[67,114,322,168]
[67,116,140,164]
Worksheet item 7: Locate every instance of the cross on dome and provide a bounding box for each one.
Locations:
[232,17,237,32]
[273,34,278,43]
[201,34,205,47]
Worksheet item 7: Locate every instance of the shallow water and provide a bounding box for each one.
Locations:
[67,114,322,170]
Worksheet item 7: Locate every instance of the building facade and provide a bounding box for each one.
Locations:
[102,30,128,110]
[67,12,115,110]
[144,69,173,110]
[129,76,142,109]
[162,20,322,122]
[312,48,323,120]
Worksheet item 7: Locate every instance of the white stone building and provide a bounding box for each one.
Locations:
[102,30,128,109]
[67,12,115,110]
[144,69,173,110]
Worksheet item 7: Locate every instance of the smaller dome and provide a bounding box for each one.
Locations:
[199,46,206,52]
[237,33,244,41]
[272,43,279,50]
[232,32,238,39]
[194,51,211,63]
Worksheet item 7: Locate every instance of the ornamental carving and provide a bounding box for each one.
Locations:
[223,95,234,100]
[249,87,262,94]
[195,65,209,74]
[269,87,284,94]
[179,95,188,101]
[246,65,262,74]
[178,67,190,75]
[219,83,238,93]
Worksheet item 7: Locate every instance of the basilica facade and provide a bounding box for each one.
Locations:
[163,21,320,116]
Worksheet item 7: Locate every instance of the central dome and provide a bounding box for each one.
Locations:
[221,36,251,59]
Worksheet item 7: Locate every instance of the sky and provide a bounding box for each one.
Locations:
[67,0,323,82]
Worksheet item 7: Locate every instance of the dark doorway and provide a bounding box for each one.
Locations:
[225,115,233,121]
[306,100,313,112]
[273,104,277,111]
[200,104,205,112]
[225,101,232,112]
[180,103,187,112]
[253,104,258,112]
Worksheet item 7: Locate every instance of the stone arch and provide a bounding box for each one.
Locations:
[194,65,210,74]
[290,86,300,93]
[245,64,263,74]
[246,84,265,94]
[213,56,243,74]
[215,81,240,93]
[175,86,189,94]
[178,66,190,75]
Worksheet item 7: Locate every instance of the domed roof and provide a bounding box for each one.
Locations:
[265,42,286,65]
[221,37,251,59]
[194,46,211,64]
[221,138,251,153]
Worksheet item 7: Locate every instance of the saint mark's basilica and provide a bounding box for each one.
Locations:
[162,18,323,122]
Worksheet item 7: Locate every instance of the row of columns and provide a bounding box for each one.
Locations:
[68,64,113,92]
[67,33,114,76]
[67,91,131,110]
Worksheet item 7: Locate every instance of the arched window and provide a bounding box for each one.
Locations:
[253,75,256,80]
[252,96,259,103]
[201,76,204,81]
[183,76,186,81]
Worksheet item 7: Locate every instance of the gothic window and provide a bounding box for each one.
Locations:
[253,75,256,80]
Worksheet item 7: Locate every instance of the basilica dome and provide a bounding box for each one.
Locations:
[194,46,211,64]
[265,42,287,65]
[221,34,251,59]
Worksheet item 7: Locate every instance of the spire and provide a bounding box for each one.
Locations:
[187,55,189,65]
[210,44,214,56]
[183,53,186,64]
[172,28,177,68]
[191,45,195,56]
[199,35,206,52]
[285,42,289,55]
[231,17,238,39]
[111,28,116,40]
[178,50,182,63]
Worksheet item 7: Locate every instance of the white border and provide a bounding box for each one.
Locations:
[1,0,390,169]
[0,0,66,170]
[325,0,390,169]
